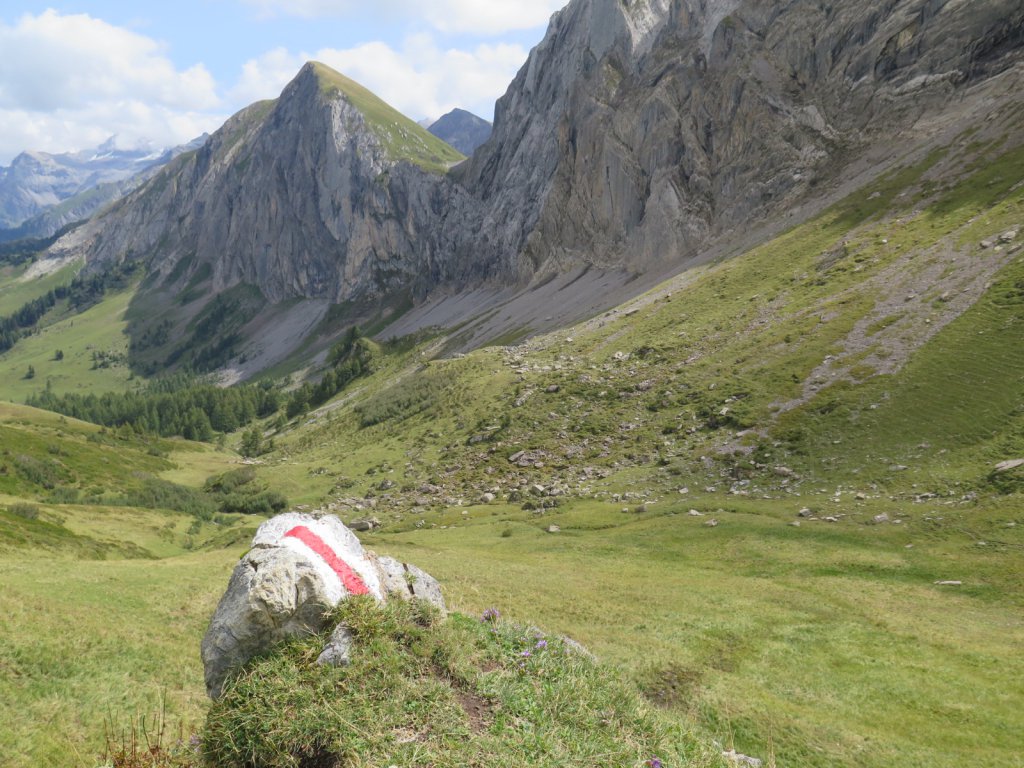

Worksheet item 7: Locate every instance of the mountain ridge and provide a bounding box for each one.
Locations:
[32,0,1024,379]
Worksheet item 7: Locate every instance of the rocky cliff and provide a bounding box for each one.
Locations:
[457,0,1024,275]
[46,0,1024,355]
[60,63,466,304]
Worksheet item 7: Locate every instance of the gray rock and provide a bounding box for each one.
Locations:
[201,512,443,699]
[935,580,963,586]
[427,108,492,156]
[545,525,561,533]
[316,624,355,667]
[999,229,1018,243]
[873,513,891,524]
[479,492,497,503]
[349,517,381,532]
[704,519,719,528]
[994,459,1024,473]
[723,751,762,768]
[373,555,446,614]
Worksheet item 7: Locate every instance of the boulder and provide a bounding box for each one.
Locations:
[201,512,445,699]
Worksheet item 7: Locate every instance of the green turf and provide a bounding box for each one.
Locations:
[310,62,466,174]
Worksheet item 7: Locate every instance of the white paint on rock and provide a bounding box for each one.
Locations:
[252,512,383,601]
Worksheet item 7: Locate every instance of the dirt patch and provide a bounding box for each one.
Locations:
[456,689,493,732]
[639,662,704,709]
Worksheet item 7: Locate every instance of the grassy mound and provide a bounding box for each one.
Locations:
[203,598,714,768]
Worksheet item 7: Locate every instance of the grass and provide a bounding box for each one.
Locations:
[0,258,81,317]
[310,62,466,174]
[204,596,715,768]
[365,493,1023,768]
[0,287,138,403]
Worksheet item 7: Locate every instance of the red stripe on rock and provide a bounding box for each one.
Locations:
[284,525,371,596]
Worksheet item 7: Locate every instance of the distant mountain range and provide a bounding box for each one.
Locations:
[427,109,492,156]
[0,135,207,241]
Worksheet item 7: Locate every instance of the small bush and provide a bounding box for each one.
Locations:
[7,503,40,520]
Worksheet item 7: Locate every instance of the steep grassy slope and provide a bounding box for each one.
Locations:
[310,61,465,174]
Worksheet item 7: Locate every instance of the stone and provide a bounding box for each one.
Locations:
[773,466,797,478]
[545,525,561,534]
[703,519,719,528]
[546,384,561,393]
[994,459,1024,473]
[722,751,762,768]
[529,484,547,496]
[999,229,1018,243]
[350,517,381,532]
[798,508,812,517]
[316,624,355,667]
[508,451,526,463]
[934,580,963,586]
[201,512,444,699]
[373,555,446,613]
[688,509,704,517]
[479,492,496,503]
[873,513,890,524]
[980,239,994,249]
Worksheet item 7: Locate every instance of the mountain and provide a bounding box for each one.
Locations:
[0,135,207,240]
[427,108,492,155]
[38,0,1024,377]
[454,0,1024,277]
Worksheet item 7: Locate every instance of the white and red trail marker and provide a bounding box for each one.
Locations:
[284,525,371,596]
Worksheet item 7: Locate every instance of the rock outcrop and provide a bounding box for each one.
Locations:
[201,512,445,699]
[457,0,1024,275]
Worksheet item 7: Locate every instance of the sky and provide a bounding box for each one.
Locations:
[0,1,567,164]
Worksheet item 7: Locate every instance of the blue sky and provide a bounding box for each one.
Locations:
[0,1,566,163]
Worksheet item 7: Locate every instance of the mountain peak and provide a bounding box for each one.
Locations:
[285,61,464,174]
[427,109,492,156]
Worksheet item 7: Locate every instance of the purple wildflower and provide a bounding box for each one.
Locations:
[535,639,548,650]
[648,759,662,768]
[520,650,532,657]
[481,607,501,623]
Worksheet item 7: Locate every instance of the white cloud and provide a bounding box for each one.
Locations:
[239,0,566,35]
[231,36,529,122]
[0,10,225,163]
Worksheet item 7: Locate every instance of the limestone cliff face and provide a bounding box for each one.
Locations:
[62,64,468,303]
[51,0,1024,318]
[457,0,1024,276]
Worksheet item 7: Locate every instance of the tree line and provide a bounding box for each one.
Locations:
[28,377,281,442]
